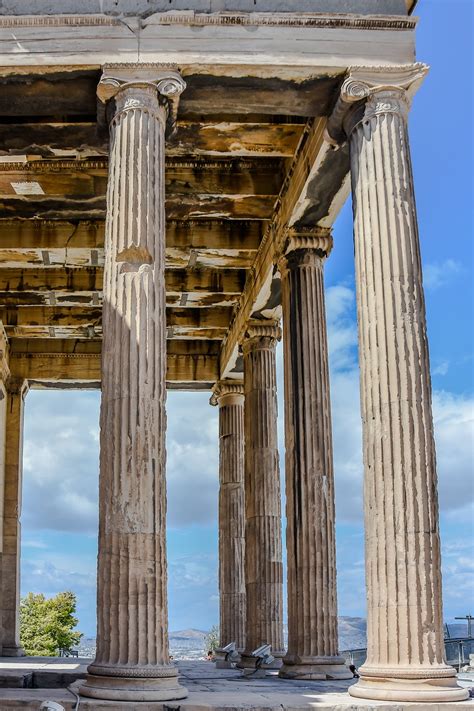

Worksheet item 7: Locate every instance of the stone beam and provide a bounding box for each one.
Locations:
[167,307,232,330]
[0,219,263,251]
[0,305,232,333]
[0,17,416,77]
[0,121,302,159]
[9,339,219,387]
[0,267,247,296]
[220,115,348,377]
[0,195,274,222]
[0,158,283,198]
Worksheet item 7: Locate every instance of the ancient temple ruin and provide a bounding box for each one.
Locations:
[0,0,468,705]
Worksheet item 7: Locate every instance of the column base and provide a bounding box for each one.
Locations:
[349,664,469,702]
[78,663,188,702]
[2,646,26,657]
[279,654,352,681]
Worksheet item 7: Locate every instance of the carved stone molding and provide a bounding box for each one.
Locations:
[210,380,244,407]
[282,227,333,258]
[97,64,186,137]
[0,14,418,31]
[326,63,428,144]
[241,319,281,352]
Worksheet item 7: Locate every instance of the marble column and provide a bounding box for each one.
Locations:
[212,381,246,652]
[278,230,351,681]
[327,66,467,701]
[1,377,27,657]
[240,321,284,666]
[79,65,187,703]
[0,327,9,656]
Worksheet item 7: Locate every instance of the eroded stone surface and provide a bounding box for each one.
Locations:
[330,68,468,703]
[78,66,187,703]
[213,382,246,652]
[278,230,350,682]
[240,322,284,663]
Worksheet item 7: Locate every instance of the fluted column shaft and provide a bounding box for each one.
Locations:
[1,378,27,657]
[80,66,187,703]
[279,232,350,681]
[335,73,466,701]
[214,382,246,651]
[0,334,7,657]
[241,322,284,662]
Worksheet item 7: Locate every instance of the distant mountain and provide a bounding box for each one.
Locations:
[337,617,367,650]
[170,628,208,640]
[78,620,470,659]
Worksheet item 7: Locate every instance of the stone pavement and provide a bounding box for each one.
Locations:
[0,660,472,710]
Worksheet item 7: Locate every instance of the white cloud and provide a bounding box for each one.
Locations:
[440,539,474,610]
[326,283,358,371]
[433,360,449,376]
[166,392,218,528]
[423,259,462,290]
[432,390,474,516]
[21,389,219,534]
[169,554,217,590]
[22,391,100,534]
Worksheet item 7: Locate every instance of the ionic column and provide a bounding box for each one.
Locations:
[0,326,9,656]
[240,321,284,666]
[278,230,351,681]
[327,65,467,701]
[2,376,27,657]
[212,381,246,652]
[79,65,187,703]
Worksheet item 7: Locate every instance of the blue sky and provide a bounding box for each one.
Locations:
[21,0,473,638]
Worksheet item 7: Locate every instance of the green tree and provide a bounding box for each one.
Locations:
[20,591,83,657]
[204,624,220,654]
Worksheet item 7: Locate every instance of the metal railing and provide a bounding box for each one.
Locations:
[341,638,474,671]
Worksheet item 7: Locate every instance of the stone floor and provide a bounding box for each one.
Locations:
[0,659,472,710]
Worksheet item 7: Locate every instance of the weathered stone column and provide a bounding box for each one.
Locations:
[278,229,351,681]
[327,65,467,702]
[240,321,284,667]
[212,381,246,652]
[1,376,27,657]
[79,65,187,703]
[0,326,9,657]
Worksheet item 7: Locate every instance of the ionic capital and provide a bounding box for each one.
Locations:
[285,226,333,256]
[210,380,245,407]
[241,319,281,354]
[277,227,332,275]
[325,63,428,144]
[97,63,186,135]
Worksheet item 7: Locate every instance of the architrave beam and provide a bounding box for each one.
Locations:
[8,338,218,387]
[219,115,350,378]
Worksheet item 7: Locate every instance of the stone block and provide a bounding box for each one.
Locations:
[33,670,87,689]
[0,670,32,688]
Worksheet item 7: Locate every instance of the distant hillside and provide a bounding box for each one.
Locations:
[168,620,368,650]
[337,617,367,650]
[80,620,470,659]
[169,629,208,646]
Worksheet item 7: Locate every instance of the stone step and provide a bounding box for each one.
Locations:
[0,669,86,690]
[0,670,33,688]
[32,669,87,689]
